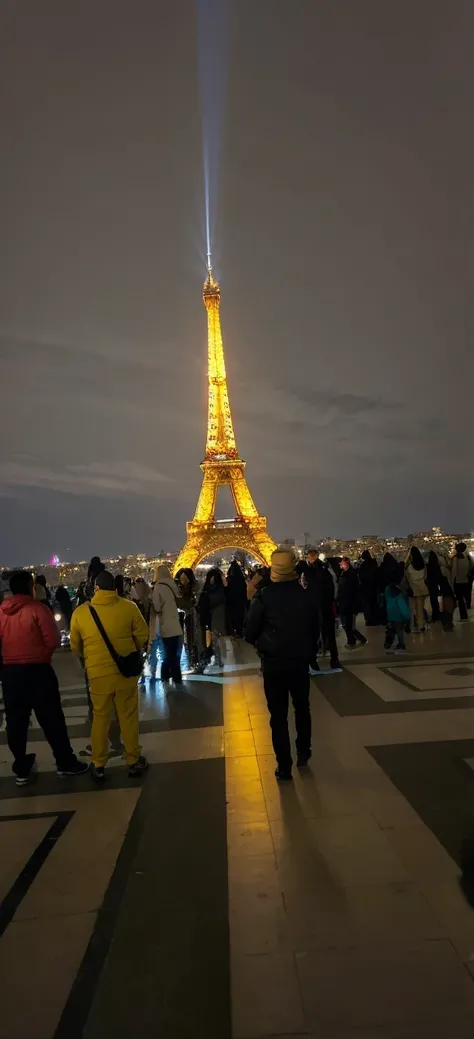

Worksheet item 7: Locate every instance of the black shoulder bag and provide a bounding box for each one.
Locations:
[89,606,143,678]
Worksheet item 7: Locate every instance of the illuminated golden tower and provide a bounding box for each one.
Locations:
[174,268,277,572]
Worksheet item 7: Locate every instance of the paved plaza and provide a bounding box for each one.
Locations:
[1,619,474,1037]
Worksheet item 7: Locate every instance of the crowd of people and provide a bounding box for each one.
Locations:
[0,541,471,787]
[244,542,472,781]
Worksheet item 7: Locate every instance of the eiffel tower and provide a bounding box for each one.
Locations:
[174,267,277,572]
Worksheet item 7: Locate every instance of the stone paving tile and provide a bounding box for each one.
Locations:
[0,816,52,904]
[225,729,257,758]
[283,882,444,952]
[231,950,305,1038]
[295,939,474,1030]
[227,819,275,860]
[0,911,97,1039]
[271,813,410,888]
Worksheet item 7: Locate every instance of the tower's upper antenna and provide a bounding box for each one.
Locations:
[206,251,212,275]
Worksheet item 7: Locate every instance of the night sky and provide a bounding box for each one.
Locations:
[1,0,472,564]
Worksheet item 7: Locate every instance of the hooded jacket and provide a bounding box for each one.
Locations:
[358,551,378,594]
[70,589,148,679]
[385,585,411,625]
[151,567,182,638]
[378,553,403,592]
[0,594,59,664]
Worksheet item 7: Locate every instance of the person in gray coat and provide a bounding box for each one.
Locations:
[151,566,183,683]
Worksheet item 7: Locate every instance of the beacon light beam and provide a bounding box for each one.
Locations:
[178,2,276,567]
[196,0,232,271]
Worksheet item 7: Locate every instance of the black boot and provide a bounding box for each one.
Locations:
[274,765,292,781]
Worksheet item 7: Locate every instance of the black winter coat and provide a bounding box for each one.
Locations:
[244,579,312,663]
[337,567,361,614]
[296,561,335,611]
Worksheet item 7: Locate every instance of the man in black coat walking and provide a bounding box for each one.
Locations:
[296,549,341,673]
[245,549,312,780]
[358,550,380,626]
[338,557,368,648]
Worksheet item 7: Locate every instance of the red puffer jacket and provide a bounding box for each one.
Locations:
[0,594,59,664]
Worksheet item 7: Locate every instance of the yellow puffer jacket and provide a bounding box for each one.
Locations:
[70,590,149,680]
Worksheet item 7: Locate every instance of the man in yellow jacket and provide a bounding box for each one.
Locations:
[70,570,149,783]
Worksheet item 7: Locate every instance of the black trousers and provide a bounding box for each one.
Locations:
[262,660,311,770]
[362,593,379,626]
[229,601,246,638]
[427,581,441,622]
[161,636,182,682]
[320,608,340,667]
[340,613,366,646]
[384,622,406,649]
[183,613,199,665]
[1,663,75,776]
[454,582,470,621]
[308,610,320,670]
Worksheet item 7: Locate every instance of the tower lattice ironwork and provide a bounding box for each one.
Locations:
[174,269,277,572]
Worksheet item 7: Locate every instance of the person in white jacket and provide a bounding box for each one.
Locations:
[405,546,429,632]
[451,543,472,621]
[151,566,183,683]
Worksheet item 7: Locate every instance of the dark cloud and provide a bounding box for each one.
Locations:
[0,0,472,562]
[285,387,398,418]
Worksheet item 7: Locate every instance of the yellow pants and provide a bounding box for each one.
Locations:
[89,674,141,767]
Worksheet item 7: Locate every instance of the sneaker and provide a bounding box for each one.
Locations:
[56,760,90,778]
[296,752,311,768]
[90,764,106,784]
[15,752,36,786]
[128,755,149,778]
[81,744,93,757]
[274,766,292,781]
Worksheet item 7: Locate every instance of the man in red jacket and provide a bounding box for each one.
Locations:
[0,570,89,785]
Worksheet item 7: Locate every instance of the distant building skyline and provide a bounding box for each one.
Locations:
[4,526,473,582]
